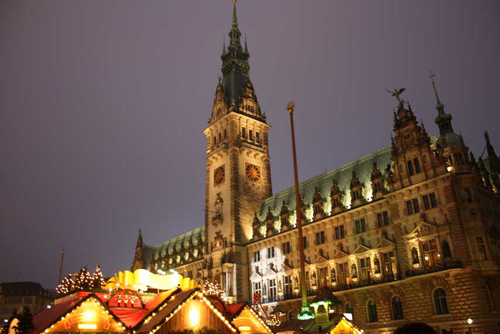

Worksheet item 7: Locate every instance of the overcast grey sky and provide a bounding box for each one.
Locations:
[1,1,499,288]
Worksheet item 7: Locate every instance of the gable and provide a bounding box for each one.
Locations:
[352,244,371,255]
[231,307,273,334]
[47,296,125,333]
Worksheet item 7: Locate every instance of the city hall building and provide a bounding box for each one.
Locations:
[131,3,500,333]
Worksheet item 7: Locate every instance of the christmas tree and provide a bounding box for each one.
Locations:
[91,264,105,289]
[56,274,74,295]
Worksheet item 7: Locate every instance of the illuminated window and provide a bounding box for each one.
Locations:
[267,247,275,259]
[268,279,277,300]
[391,296,404,320]
[433,288,449,314]
[422,239,439,268]
[359,257,371,284]
[284,276,292,297]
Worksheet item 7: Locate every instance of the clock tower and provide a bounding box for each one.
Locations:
[203,2,272,302]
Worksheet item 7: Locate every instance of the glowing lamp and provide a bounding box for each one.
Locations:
[189,307,200,327]
[239,326,251,331]
[78,324,97,330]
[467,318,473,325]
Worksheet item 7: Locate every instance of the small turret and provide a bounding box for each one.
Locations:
[131,229,145,271]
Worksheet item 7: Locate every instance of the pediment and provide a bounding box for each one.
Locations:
[352,244,371,255]
[374,237,395,249]
[283,261,294,271]
[410,221,437,237]
[313,254,329,264]
[250,272,262,281]
[263,267,277,277]
[332,250,349,259]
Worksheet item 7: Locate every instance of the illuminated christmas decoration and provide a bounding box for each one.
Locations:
[92,264,106,288]
[56,274,74,295]
[202,280,226,299]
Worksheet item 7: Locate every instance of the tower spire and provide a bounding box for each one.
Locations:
[429,71,444,114]
[232,0,238,28]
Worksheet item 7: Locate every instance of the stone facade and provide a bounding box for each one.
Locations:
[132,3,500,333]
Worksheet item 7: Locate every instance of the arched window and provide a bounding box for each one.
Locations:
[391,296,404,320]
[344,303,354,321]
[433,288,449,314]
[366,299,378,323]
[407,160,415,176]
[442,241,452,259]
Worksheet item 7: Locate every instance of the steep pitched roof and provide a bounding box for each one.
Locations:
[143,226,205,269]
[258,146,393,224]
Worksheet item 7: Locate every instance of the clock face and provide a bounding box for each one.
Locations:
[214,165,225,186]
[245,163,261,183]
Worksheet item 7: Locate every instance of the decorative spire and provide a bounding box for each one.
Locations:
[244,33,248,53]
[232,0,238,29]
[222,36,226,55]
[429,71,444,114]
[485,131,500,173]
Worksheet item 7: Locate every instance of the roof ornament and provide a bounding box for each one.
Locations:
[386,88,407,108]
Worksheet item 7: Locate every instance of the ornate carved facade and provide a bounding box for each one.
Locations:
[132,3,500,333]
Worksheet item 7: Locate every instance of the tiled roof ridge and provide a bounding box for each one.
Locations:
[264,145,392,204]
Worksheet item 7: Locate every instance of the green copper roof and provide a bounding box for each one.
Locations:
[258,146,393,223]
[143,226,205,269]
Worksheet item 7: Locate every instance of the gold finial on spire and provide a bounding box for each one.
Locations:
[232,0,237,4]
[287,100,295,114]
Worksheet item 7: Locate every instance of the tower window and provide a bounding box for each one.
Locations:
[249,130,253,141]
[407,160,415,176]
[256,132,260,143]
[414,158,421,173]
[224,129,227,140]
[476,237,487,260]
[213,136,216,146]
[242,127,246,139]
[218,132,222,143]
[303,236,308,249]
[465,188,472,203]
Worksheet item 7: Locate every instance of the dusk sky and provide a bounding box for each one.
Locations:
[1,1,499,288]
